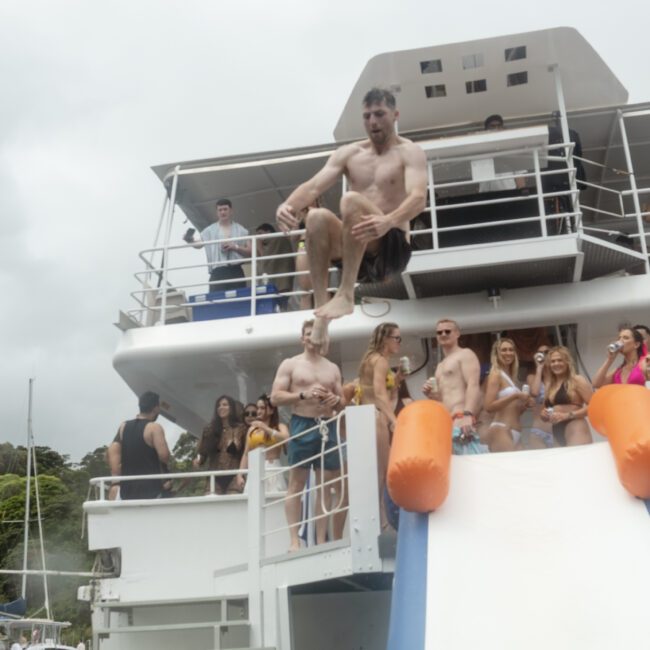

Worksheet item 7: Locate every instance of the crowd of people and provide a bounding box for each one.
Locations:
[105,319,650,550]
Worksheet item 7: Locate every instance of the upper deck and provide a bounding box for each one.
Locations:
[112,27,650,435]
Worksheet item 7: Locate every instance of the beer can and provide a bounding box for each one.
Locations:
[522,384,530,394]
[399,356,411,375]
[608,341,623,353]
[428,376,438,393]
[534,352,546,364]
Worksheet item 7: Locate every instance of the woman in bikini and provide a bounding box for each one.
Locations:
[484,338,531,452]
[194,394,247,494]
[540,346,593,447]
[527,344,554,449]
[593,326,648,387]
[357,322,402,527]
[236,394,289,493]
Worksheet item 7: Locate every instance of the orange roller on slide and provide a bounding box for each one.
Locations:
[387,400,452,512]
[588,384,650,498]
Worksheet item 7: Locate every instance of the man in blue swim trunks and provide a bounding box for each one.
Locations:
[271,320,344,551]
[422,318,487,455]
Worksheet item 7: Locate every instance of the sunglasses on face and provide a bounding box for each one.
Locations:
[436,329,452,336]
[387,335,402,342]
[244,410,257,417]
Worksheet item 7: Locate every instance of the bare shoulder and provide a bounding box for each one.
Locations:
[146,421,164,435]
[459,347,479,363]
[337,141,365,160]
[397,136,426,157]
[322,356,342,376]
[277,355,298,373]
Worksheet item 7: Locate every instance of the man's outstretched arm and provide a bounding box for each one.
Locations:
[276,146,352,231]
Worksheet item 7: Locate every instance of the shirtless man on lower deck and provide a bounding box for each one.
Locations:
[271,320,344,551]
[422,318,487,455]
[275,87,427,347]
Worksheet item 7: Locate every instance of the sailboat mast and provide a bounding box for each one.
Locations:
[21,378,34,599]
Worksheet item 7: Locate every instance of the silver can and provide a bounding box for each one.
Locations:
[608,341,623,353]
[428,376,438,393]
[399,356,411,375]
[534,352,546,364]
[522,384,530,394]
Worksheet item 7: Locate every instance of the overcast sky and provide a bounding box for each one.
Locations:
[1,0,648,461]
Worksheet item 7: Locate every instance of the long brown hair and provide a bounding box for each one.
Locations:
[545,346,579,404]
[199,394,242,456]
[358,322,399,378]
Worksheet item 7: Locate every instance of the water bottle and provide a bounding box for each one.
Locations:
[261,273,269,286]
[399,356,411,375]
[608,341,623,353]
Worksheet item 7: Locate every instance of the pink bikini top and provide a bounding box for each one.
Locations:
[613,359,646,386]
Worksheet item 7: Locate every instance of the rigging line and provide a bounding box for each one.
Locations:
[31,443,51,621]
[21,378,34,600]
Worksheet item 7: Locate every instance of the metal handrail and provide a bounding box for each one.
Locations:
[125,139,649,323]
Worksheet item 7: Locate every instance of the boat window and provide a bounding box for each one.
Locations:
[420,59,443,74]
[465,79,487,94]
[507,71,528,87]
[462,53,484,70]
[425,84,447,98]
[505,45,527,61]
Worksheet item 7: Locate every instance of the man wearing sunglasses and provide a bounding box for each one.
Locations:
[422,319,486,454]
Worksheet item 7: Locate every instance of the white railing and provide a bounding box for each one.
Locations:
[87,407,380,559]
[124,140,649,325]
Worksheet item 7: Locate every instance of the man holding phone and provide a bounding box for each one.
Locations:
[184,198,251,292]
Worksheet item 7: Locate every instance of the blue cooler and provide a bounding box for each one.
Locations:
[189,284,284,321]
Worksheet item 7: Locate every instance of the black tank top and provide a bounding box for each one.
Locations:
[120,418,163,500]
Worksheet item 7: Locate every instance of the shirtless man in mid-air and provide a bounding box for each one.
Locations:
[423,318,488,455]
[271,320,344,551]
[275,87,427,346]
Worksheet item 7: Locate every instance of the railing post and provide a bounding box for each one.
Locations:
[345,405,382,573]
[250,233,257,318]
[158,166,180,325]
[618,110,650,274]
[427,160,439,250]
[532,149,548,238]
[247,448,264,647]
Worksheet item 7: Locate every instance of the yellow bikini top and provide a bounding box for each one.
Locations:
[354,369,396,404]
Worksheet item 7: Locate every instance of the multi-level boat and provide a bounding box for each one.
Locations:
[82,27,650,649]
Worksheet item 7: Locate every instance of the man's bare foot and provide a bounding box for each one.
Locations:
[314,293,354,321]
[310,317,330,348]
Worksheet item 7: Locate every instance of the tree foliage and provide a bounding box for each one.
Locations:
[0,443,104,645]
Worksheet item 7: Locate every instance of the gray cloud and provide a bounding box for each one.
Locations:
[0,0,648,460]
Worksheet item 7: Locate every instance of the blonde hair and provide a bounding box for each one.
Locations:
[489,337,519,381]
[358,322,399,378]
[545,346,579,404]
[435,318,460,332]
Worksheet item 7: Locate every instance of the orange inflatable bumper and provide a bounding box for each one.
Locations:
[588,384,650,498]
[387,400,452,512]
